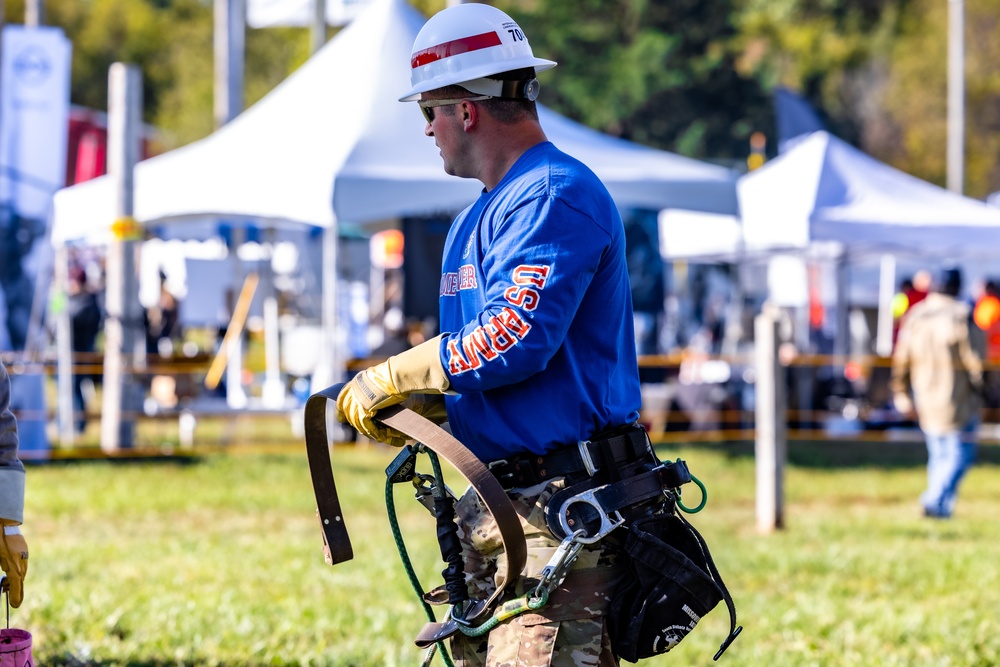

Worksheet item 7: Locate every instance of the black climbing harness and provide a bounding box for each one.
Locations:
[304,385,742,664]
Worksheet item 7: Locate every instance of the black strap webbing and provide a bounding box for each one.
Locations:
[677,511,743,660]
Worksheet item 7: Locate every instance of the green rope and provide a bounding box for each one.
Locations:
[454,589,550,637]
[676,465,709,514]
[425,451,452,505]
[418,452,557,640]
[386,447,579,663]
[385,474,456,667]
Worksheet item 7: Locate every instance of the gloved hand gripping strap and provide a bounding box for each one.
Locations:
[377,404,528,615]
[303,387,528,634]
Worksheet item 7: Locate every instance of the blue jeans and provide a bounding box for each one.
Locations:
[921,419,978,518]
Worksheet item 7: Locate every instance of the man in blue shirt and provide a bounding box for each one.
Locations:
[337,4,642,665]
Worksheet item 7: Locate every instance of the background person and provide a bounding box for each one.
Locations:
[144,271,180,358]
[892,269,931,348]
[336,4,643,665]
[0,359,29,607]
[973,279,1000,361]
[67,265,103,433]
[891,268,984,519]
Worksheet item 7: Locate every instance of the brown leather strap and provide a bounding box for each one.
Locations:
[304,387,528,616]
[377,403,528,613]
[304,384,354,565]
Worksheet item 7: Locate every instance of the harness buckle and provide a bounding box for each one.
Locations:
[557,487,625,544]
[450,599,489,627]
[487,458,508,471]
[577,440,598,477]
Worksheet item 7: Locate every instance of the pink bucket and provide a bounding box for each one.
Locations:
[0,629,32,667]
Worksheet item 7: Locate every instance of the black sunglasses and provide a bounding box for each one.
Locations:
[418,95,492,124]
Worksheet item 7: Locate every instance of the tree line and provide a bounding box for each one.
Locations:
[10,0,1000,198]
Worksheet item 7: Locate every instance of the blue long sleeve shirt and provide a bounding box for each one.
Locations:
[437,142,641,460]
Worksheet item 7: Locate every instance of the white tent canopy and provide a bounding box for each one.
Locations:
[53,0,737,245]
[657,209,741,260]
[736,130,1000,358]
[737,131,1000,258]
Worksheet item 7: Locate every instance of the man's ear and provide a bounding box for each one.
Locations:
[462,101,478,132]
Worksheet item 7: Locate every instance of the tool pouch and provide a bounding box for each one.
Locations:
[1,582,33,667]
[606,511,740,662]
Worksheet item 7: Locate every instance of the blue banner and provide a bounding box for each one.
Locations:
[0,26,73,452]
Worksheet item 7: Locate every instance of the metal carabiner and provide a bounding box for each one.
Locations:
[411,473,438,514]
[535,529,586,598]
[557,487,625,544]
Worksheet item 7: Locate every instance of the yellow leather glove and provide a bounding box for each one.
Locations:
[0,526,28,608]
[373,394,449,445]
[356,394,450,447]
[336,335,450,446]
[402,394,449,424]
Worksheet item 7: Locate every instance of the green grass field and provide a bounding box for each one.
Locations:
[15,440,1000,666]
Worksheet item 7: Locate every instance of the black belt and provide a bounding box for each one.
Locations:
[487,424,652,491]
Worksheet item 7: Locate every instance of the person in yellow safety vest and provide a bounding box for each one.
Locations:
[891,278,914,319]
[973,280,1000,361]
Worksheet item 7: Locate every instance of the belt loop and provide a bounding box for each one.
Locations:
[576,440,598,477]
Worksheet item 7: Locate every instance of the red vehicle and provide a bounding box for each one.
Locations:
[65,105,158,186]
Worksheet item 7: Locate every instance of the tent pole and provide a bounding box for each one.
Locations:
[315,222,341,439]
[875,254,896,357]
[214,0,245,129]
[947,0,965,194]
[834,252,849,359]
[54,245,75,444]
[261,228,285,408]
[720,231,746,359]
[311,0,327,54]
[318,222,339,390]
[226,226,248,408]
[25,0,42,26]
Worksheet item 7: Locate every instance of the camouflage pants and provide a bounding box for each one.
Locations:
[450,478,624,667]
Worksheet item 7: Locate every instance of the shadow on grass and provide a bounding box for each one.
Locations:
[21,452,200,467]
[42,661,292,667]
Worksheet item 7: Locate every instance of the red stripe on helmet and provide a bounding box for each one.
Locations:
[411,31,503,69]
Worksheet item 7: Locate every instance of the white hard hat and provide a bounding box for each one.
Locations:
[399,3,556,102]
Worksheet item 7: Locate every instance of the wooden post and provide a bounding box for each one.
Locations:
[205,272,258,392]
[100,63,145,452]
[755,307,787,532]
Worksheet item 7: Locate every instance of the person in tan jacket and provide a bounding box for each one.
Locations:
[891,268,984,518]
